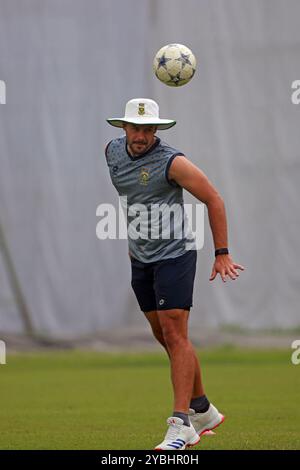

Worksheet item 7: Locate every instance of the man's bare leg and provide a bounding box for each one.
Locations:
[144,309,204,412]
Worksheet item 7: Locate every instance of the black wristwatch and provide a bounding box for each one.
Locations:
[215,248,229,257]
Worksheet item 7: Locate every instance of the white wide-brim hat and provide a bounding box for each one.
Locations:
[106,98,176,130]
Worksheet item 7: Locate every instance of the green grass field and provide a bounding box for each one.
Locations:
[0,347,299,450]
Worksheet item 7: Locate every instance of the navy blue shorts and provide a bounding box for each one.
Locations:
[130,250,197,312]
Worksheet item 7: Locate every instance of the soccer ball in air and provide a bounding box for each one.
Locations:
[153,43,196,87]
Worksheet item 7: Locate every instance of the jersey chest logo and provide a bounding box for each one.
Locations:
[139,167,150,186]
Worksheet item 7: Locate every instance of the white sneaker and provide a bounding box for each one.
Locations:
[189,404,225,436]
[154,417,200,450]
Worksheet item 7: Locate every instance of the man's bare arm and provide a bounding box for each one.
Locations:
[169,156,227,249]
[168,156,245,281]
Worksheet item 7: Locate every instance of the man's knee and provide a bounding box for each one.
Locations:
[152,328,166,346]
[158,309,189,346]
[158,308,189,324]
[162,328,186,349]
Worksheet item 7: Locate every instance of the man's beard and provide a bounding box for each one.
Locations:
[128,138,154,155]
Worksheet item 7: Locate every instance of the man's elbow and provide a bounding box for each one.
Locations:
[205,193,224,209]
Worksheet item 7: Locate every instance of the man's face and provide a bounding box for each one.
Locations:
[123,123,157,156]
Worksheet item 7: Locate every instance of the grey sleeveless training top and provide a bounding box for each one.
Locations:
[105,135,196,263]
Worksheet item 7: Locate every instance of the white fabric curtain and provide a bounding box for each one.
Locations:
[0,0,299,337]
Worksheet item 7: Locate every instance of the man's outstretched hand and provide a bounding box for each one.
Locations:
[210,254,245,282]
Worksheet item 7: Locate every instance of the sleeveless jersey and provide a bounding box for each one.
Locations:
[105,135,196,262]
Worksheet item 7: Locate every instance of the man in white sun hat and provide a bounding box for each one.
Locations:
[105,98,245,450]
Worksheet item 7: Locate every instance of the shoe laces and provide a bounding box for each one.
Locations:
[165,419,183,441]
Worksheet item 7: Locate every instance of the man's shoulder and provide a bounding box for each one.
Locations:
[105,135,126,157]
[158,139,184,157]
[106,135,126,148]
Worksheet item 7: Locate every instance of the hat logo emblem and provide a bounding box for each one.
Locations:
[138,103,145,115]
